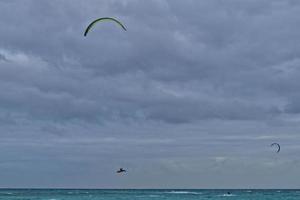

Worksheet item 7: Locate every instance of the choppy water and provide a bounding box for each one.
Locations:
[0,189,299,200]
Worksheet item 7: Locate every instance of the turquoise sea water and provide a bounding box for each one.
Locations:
[0,189,299,200]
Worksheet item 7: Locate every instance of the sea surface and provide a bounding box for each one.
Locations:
[0,189,299,200]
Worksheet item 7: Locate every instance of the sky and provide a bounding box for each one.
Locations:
[0,0,300,189]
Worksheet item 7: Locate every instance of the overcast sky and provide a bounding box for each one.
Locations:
[0,0,300,189]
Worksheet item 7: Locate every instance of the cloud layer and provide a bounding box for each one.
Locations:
[0,0,300,188]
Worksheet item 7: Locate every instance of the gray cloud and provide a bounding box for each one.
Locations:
[0,0,300,188]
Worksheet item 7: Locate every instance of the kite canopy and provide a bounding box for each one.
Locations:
[84,17,126,36]
[270,143,280,153]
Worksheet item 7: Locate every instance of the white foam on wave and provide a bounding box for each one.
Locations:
[136,195,160,198]
[219,194,236,197]
[1,192,13,195]
[165,191,202,195]
[149,195,160,197]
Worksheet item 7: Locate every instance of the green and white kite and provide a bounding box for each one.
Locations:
[84,17,126,36]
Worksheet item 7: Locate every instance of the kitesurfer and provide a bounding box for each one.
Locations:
[116,168,126,173]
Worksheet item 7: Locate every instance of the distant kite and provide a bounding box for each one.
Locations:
[270,143,280,153]
[84,17,126,36]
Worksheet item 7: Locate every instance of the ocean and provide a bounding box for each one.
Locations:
[0,189,299,200]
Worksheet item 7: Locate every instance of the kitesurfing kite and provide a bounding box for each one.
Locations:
[270,143,280,153]
[84,17,126,36]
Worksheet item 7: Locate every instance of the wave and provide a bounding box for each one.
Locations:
[149,195,160,197]
[165,191,201,195]
[0,192,13,195]
[135,195,161,198]
[219,194,236,197]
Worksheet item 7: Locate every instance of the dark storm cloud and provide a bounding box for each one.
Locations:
[0,0,300,188]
